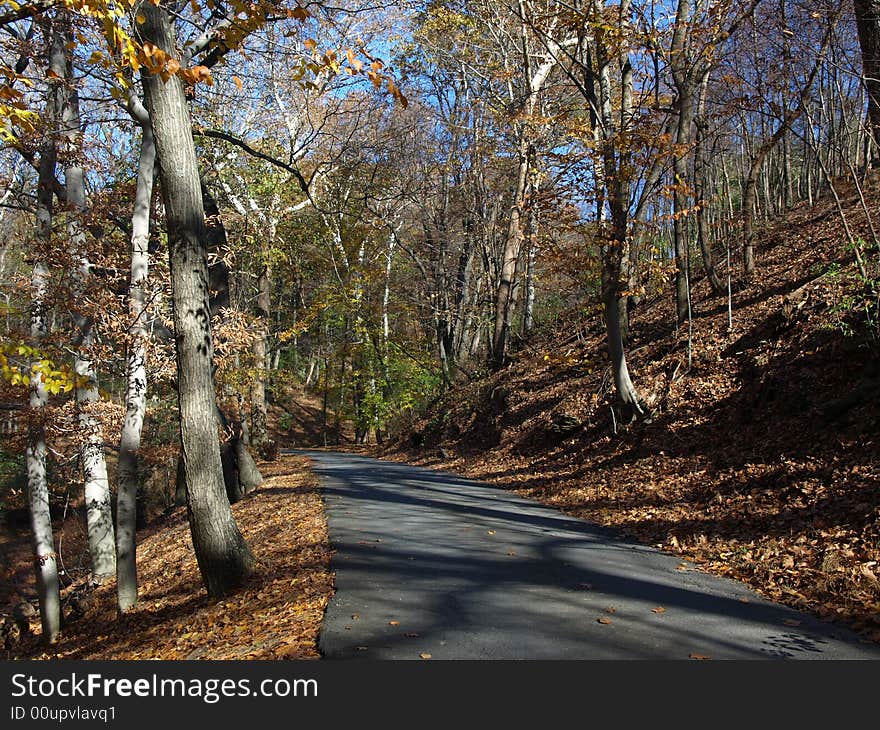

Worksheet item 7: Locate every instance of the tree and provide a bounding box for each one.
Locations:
[136,1,254,595]
[855,0,880,162]
[115,89,156,612]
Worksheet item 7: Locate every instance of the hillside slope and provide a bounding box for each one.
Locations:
[381,181,880,641]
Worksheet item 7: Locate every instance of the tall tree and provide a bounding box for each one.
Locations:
[115,90,156,612]
[24,14,64,643]
[56,11,116,582]
[136,0,254,596]
[855,0,880,161]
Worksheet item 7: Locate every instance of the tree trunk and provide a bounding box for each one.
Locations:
[598,0,644,422]
[491,136,530,369]
[250,263,271,455]
[670,0,694,326]
[695,75,725,295]
[855,0,880,163]
[116,107,155,613]
[138,1,254,596]
[58,17,115,582]
[26,23,62,640]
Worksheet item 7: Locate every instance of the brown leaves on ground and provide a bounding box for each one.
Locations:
[8,455,332,660]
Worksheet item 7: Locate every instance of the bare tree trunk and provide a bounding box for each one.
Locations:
[26,22,62,640]
[138,1,254,596]
[523,237,536,335]
[57,16,115,582]
[250,263,271,454]
[855,0,880,164]
[598,0,644,422]
[670,0,694,327]
[116,96,155,613]
[695,76,725,295]
[492,135,530,368]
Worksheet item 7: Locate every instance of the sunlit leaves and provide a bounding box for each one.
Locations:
[0,342,77,393]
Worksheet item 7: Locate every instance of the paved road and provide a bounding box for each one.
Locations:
[304,451,880,660]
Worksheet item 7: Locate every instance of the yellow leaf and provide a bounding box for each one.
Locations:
[233,75,243,91]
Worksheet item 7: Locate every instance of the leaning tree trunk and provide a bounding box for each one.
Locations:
[670,0,694,327]
[138,1,254,596]
[694,73,726,295]
[116,96,156,613]
[58,18,116,581]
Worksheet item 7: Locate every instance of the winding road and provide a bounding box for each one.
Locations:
[305,451,880,660]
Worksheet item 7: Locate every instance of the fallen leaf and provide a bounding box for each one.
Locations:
[652,607,666,614]
[419,652,432,659]
[351,614,360,620]
[487,530,496,535]
[597,617,613,625]
[389,620,400,626]
[689,653,711,660]
[603,607,617,614]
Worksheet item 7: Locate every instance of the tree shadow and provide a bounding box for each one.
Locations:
[309,452,877,659]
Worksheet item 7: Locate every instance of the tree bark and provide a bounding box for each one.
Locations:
[116,96,156,613]
[57,14,115,582]
[855,0,880,163]
[670,0,694,327]
[250,263,271,454]
[137,1,254,596]
[598,0,644,422]
[26,15,63,643]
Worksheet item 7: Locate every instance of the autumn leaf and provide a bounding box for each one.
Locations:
[689,653,711,660]
[597,617,613,625]
[652,607,666,614]
[419,652,432,659]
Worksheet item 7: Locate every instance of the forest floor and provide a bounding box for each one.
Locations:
[1,454,332,659]
[377,179,880,644]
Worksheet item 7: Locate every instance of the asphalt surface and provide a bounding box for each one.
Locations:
[304,450,880,660]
